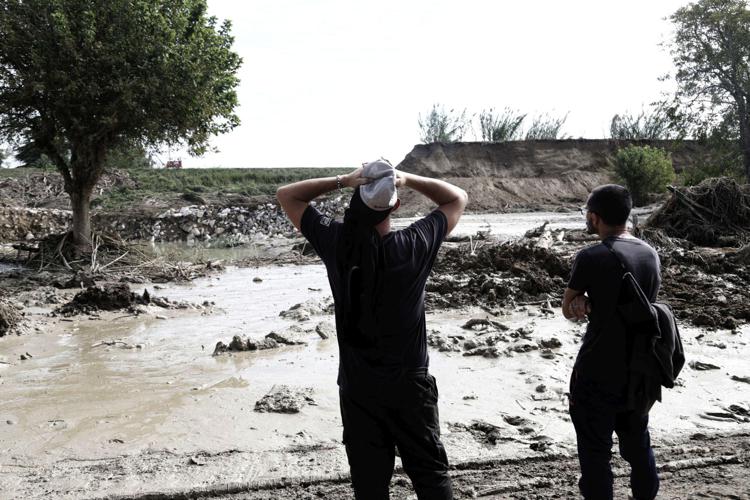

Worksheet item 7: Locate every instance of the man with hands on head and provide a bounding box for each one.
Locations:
[562,184,661,500]
[276,159,467,500]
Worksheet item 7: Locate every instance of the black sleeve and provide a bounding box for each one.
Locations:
[406,209,448,265]
[568,248,592,292]
[300,205,337,263]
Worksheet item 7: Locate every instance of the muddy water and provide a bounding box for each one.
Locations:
[393,205,653,239]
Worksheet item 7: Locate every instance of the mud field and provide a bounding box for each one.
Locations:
[2,191,750,499]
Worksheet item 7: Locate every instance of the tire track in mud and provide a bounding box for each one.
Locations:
[104,432,750,500]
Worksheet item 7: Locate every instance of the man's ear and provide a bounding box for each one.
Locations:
[391,199,401,214]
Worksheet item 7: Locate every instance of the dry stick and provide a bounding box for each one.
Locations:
[99,251,130,271]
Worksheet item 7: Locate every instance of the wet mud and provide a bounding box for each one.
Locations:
[3,200,750,499]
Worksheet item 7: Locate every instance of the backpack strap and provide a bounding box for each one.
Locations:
[602,238,629,275]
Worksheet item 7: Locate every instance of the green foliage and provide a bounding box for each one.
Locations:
[106,143,153,170]
[667,0,750,180]
[613,146,675,206]
[478,108,526,142]
[524,113,568,140]
[0,0,242,248]
[418,104,471,143]
[610,107,677,140]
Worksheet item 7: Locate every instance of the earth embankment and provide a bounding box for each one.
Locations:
[396,140,706,213]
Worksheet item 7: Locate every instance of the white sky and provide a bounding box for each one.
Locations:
[170,0,692,169]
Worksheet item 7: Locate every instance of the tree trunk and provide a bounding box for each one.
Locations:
[741,118,750,182]
[70,186,94,254]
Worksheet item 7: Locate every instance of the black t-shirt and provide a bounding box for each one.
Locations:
[301,205,448,392]
[568,236,661,392]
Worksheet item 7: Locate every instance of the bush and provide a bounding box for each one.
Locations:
[418,104,470,143]
[478,108,526,142]
[524,113,568,140]
[613,146,675,206]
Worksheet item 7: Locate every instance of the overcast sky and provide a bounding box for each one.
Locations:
[170,0,692,169]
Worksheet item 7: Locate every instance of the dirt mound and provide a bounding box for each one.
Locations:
[428,239,570,310]
[56,284,182,316]
[0,298,23,337]
[647,178,750,247]
[254,385,315,414]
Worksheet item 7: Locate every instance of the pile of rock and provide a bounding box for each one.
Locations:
[0,298,23,337]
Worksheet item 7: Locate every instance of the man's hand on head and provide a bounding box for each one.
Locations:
[395,170,408,188]
[342,167,372,189]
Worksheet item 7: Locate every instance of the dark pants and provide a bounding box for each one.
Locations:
[569,375,659,500]
[339,373,453,500]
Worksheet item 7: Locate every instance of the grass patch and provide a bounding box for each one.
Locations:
[101,167,350,209]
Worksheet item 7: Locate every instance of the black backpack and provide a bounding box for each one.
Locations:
[603,240,686,412]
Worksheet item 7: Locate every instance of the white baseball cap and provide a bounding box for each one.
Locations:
[360,159,398,211]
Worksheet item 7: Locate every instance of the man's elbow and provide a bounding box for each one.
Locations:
[275,185,288,202]
[457,188,469,209]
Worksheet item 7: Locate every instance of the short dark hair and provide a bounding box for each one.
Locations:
[586,184,632,226]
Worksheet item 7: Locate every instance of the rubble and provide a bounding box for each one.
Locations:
[279,298,334,322]
[213,335,279,355]
[254,385,315,414]
[0,297,23,337]
[428,236,570,310]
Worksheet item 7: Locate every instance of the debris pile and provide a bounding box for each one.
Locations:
[0,298,23,337]
[428,238,570,310]
[647,178,750,247]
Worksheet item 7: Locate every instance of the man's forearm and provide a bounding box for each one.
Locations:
[401,172,466,206]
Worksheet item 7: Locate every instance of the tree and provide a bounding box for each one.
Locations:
[0,0,241,252]
[613,146,675,206]
[418,104,470,143]
[478,108,526,142]
[668,0,750,180]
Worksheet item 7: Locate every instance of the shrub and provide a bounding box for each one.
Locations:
[613,146,675,206]
[524,113,568,140]
[418,104,470,143]
[478,108,526,142]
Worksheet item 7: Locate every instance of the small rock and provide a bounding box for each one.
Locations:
[540,338,562,349]
[731,375,750,384]
[315,321,335,339]
[689,360,721,371]
[253,277,263,283]
[535,384,547,393]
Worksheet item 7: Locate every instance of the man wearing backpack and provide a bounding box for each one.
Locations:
[277,159,467,499]
[562,184,661,500]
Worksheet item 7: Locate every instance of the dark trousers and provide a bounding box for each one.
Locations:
[569,375,659,500]
[339,373,453,500]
